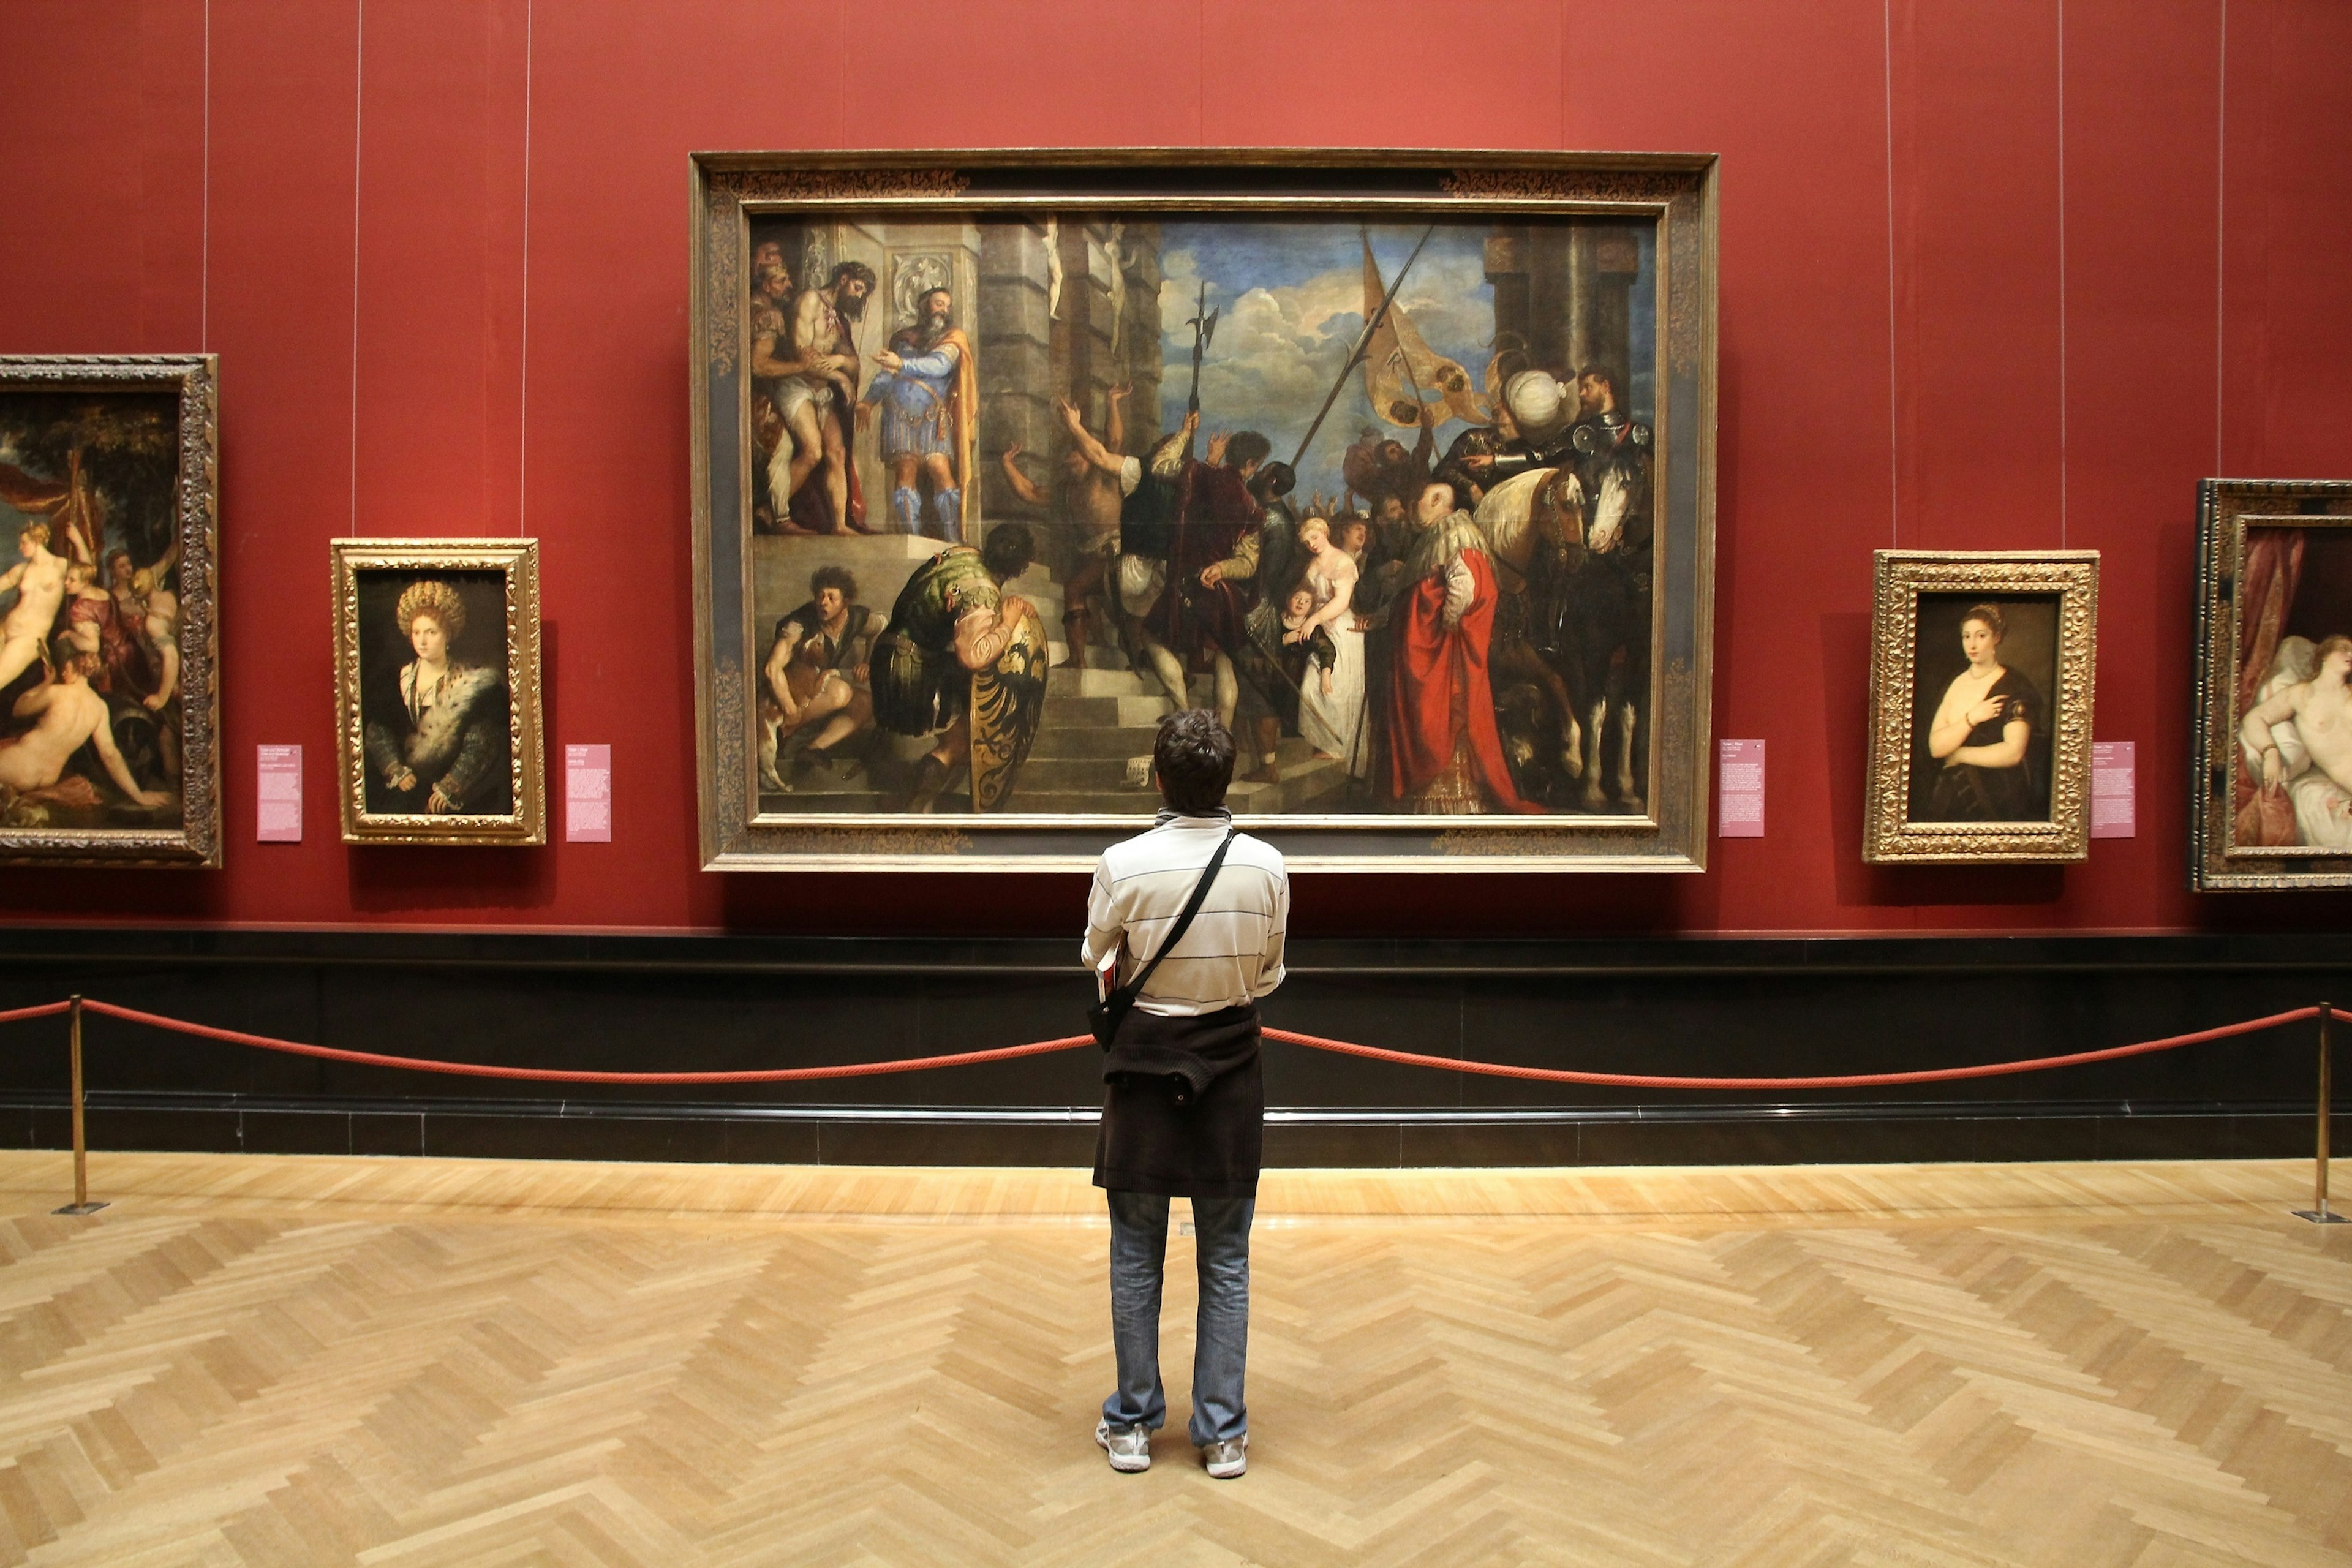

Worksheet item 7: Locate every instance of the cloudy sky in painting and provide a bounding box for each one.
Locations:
[1156,221,1496,502]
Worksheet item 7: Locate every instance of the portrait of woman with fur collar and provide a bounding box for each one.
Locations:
[360,576,512,816]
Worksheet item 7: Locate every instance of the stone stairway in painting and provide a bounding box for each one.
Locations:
[758,530,1359,818]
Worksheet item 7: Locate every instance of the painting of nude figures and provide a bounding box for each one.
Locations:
[0,358,219,867]
[691,153,1719,872]
[2194,481,2352,888]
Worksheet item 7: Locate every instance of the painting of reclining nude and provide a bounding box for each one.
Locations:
[693,153,1719,871]
[0,358,219,866]
[2217,508,2352,869]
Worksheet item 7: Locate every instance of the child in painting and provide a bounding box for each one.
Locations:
[1920,602,2045,822]
[362,580,511,815]
[1278,585,1338,699]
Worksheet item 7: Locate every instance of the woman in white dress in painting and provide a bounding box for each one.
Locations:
[1289,516,1368,777]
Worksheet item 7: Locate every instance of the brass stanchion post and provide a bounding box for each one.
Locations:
[53,995,105,1216]
[2294,1003,2346,1225]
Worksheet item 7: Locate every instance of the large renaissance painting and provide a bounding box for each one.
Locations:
[2193,478,2352,889]
[691,152,1717,872]
[0,357,220,867]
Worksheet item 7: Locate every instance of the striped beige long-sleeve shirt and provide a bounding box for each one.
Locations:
[1081,810,1289,1017]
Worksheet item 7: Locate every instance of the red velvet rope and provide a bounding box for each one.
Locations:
[77,1000,1092,1084]
[42,997,2325,1093]
[1265,1009,2324,1090]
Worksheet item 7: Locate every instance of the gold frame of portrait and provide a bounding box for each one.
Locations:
[2192,478,2352,890]
[0,355,221,868]
[1863,550,2099,865]
[688,148,1721,873]
[330,538,545,846]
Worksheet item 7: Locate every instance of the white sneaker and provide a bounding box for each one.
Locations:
[1202,1435,1248,1479]
[1096,1419,1150,1472]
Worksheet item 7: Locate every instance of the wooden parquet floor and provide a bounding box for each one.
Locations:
[0,1153,2345,1567]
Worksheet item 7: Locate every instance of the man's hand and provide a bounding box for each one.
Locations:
[1200,564,1225,589]
[1000,595,1033,627]
[854,402,874,431]
[1206,431,1230,466]
[873,349,904,374]
[390,768,418,793]
[854,662,869,684]
[1180,410,1200,440]
[1001,442,1022,462]
[1054,396,1082,429]
[1352,612,1376,633]
[427,786,456,814]
[1109,382,1132,404]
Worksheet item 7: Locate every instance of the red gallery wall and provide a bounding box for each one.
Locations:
[2,0,2349,940]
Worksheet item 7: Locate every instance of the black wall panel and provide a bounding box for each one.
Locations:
[0,929,2342,1167]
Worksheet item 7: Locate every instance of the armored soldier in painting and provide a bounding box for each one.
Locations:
[859,287,978,541]
[872,524,1042,812]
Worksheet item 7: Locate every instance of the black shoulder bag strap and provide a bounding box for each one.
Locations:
[1090,828,1236,1049]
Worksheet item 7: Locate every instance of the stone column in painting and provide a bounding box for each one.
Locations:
[978,221,1056,525]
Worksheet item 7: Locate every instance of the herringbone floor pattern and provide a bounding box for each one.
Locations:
[0,1152,2345,1566]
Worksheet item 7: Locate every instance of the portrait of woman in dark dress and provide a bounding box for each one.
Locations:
[360,578,512,816]
[1918,601,2047,822]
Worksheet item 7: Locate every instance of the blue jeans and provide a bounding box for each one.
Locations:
[1102,1189,1254,1446]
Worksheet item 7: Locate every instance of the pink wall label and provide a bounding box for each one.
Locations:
[256,745,301,843]
[2092,741,2135,838]
[566,744,611,842]
[1718,739,1765,838]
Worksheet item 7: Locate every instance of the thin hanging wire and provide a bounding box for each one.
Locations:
[518,0,533,537]
[2057,0,2068,546]
[2214,0,2229,475]
[349,0,365,537]
[1882,0,1901,548]
[201,0,211,351]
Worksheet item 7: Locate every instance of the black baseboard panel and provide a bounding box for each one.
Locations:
[0,927,2340,1169]
[1,1091,2342,1169]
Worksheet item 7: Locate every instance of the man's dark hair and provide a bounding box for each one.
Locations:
[980,522,1036,581]
[810,565,856,600]
[1153,709,1235,814]
[1249,460,1295,502]
[1578,364,1622,398]
[827,260,876,320]
[1224,431,1272,472]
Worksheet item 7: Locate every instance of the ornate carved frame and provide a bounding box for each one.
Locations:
[330,538,545,846]
[1863,551,2100,864]
[690,149,1719,872]
[0,355,221,867]
[2191,478,2352,890]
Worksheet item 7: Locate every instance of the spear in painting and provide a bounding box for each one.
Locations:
[1184,282,1218,458]
[1285,222,1437,473]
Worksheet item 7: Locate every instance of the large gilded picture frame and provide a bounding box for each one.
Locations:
[330,538,545,846]
[0,355,221,867]
[690,149,1718,872]
[2192,478,2352,890]
[1863,551,2099,865]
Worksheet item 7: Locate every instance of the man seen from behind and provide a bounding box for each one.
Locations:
[1082,709,1289,1480]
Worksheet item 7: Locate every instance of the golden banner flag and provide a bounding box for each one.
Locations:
[1360,236,1490,429]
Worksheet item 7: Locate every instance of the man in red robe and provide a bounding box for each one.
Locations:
[1384,480,1540,814]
